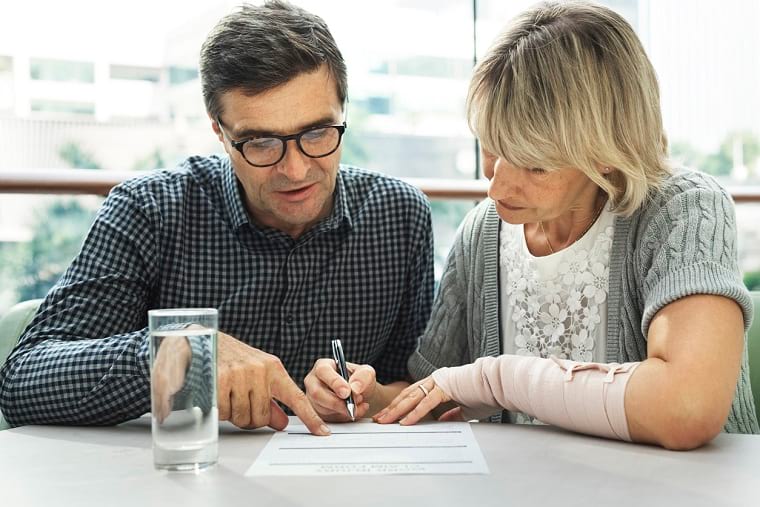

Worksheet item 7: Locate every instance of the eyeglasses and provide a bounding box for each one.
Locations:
[217,118,347,168]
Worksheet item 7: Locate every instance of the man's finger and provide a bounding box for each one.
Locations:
[218,389,232,421]
[250,386,271,428]
[152,378,167,423]
[230,390,251,428]
[274,376,330,435]
[155,389,171,424]
[268,400,289,431]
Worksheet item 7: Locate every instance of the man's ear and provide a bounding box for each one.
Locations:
[209,113,224,143]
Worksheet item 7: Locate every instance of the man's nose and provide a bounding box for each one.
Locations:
[277,139,310,181]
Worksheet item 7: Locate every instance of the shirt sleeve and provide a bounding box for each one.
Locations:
[0,184,160,426]
[373,195,435,385]
[640,184,753,336]
[177,332,215,415]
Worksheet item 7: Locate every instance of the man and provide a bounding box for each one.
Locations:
[0,1,433,435]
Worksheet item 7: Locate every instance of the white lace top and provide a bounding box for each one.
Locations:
[499,207,615,424]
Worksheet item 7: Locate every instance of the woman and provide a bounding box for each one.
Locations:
[374,0,759,449]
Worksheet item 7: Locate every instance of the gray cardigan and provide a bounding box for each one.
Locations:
[409,168,759,434]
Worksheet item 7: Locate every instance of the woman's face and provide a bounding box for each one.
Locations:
[481,148,601,224]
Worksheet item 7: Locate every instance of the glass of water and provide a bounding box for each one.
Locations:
[149,308,218,471]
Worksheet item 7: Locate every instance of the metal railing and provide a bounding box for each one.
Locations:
[1,168,760,202]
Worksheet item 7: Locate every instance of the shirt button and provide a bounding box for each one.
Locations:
[285,314,294,324]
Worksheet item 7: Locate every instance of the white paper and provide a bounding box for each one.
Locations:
[246,419,489,476]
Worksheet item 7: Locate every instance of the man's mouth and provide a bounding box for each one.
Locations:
[275,183,317,201]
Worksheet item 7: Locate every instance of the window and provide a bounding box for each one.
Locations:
[0,55,13,113]
[168,66,198,85]
[1,0,760,311]
[110,64,161,82]
[0,55,11,72]
[30,100,95,116]
[30,58,94,83]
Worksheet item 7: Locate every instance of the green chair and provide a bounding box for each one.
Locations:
[749,292,760,424]
[0,299,43,430]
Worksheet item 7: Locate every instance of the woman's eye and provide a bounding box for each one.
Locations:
[528,167,547,174]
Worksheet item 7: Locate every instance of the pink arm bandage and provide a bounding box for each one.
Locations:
[431,355,640,441]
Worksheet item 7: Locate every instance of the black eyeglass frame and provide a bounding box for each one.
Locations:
[217,118,348,168]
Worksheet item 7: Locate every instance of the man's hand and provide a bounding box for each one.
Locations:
[217,332,330,435]
[151,335,193,424]
[304,358,377,422]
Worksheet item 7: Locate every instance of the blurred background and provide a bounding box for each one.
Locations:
[1,0,760,314]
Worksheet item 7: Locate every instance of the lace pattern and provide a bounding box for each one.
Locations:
[500,219,614,363]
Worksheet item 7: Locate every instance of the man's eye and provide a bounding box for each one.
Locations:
[302,128,328,141]
[247,138,279,149]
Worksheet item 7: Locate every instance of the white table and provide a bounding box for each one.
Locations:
[1,417,758,507]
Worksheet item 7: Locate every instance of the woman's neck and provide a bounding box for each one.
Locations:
[526,190,607,256]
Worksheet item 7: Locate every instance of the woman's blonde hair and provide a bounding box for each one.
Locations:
[467,1,670,215]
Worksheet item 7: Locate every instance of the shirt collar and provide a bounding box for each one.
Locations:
[322,168,353,232]
[221,160,353,236]
[220,157,251,230]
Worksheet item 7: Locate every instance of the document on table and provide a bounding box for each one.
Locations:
[246,419,489,476]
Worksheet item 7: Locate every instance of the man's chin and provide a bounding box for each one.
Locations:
[272,207,327,234]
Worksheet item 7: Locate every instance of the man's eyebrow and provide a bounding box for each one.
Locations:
[232,116,340,139]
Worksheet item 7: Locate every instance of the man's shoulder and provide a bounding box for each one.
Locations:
[338,165,429,209]
[114,155,226,204]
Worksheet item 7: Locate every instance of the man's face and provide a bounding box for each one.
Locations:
[212,65,344,238]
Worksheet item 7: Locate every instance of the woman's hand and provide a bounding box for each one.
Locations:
[373,375,453,425]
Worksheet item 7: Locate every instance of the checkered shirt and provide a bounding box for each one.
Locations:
[0,155,434,425]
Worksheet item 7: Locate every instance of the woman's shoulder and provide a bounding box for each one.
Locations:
[632,167,733,222]
[649,167,730,207]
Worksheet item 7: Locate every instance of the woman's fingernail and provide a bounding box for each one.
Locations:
[350,381,362,392]
[339,387,350,398]
[320,425,331,435]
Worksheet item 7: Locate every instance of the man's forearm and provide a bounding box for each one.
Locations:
[0,330,151,426]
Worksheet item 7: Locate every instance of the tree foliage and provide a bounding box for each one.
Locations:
[672,131,760,177]
[15,200,96,301]
[58,141,101,170]
[2,142,100,304]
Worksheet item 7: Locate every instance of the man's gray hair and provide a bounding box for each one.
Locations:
[200,0,347,120]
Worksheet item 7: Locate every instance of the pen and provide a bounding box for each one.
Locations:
[331,338,355,421]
